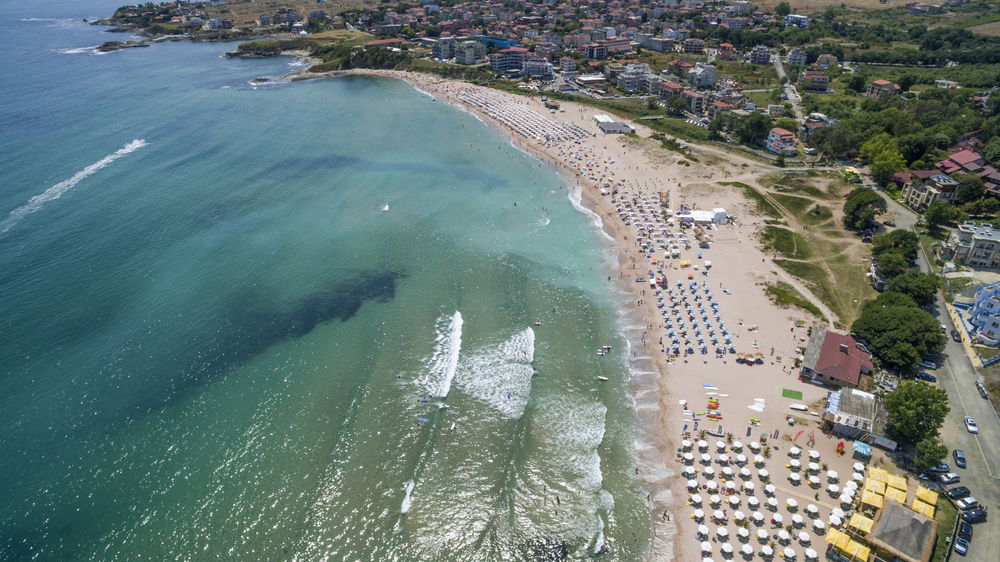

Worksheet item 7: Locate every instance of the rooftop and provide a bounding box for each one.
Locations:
[957,222,1000,241]
[868,501,937,562]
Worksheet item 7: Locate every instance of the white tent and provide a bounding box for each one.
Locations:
[748,497,760,507]
[697,440,708,450]
[728,496,740,507]
[765,484,776,495]
[732,441,744,451]
[734,510,746,521]
[717,527,728,538]
[805,547,818,559]
[742,544,754,555]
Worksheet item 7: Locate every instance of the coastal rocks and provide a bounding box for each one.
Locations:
[96,40,150,53]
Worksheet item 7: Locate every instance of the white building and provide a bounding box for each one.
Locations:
[687,63,717,89]
[970,281,1000,345]
[674,208,729,225]
[432,36,456,60]
[786,47,807,66]
[594,114,634,134]
[617,62,655,91]
[455,40,485,65]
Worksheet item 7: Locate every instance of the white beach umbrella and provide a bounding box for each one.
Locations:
[732,440,744,451]
[767,497,779,508]
[758,468,769,480]
[798,531,810,543]
[786,498,798,509]
[757,528,769,540]
[734,510,746,521]
[789,459,801,469]
[687,479,699,489]
[832,508,845,519]
[683,452,695,463]
[713,509,725,520]
[706,480,718,490]
[853,462,865,472]
[807,462,819,472]
[744,481,756,492]
[722,467,734,476]
[726,480,737,491]
[750,441,761,451]
[717,527,729,538]
[789,447,801,456]
[716,440,726,451]
[777,529,790,541]
[682,439,692,450]
[845,480,859,491]
[791,514,804,526]
[693,509,705,519]
[827,484,839,494]
[702,558,714,562]
[826,470,838,481]
[761,545,773,556]
[718,454,730,464]
[736,454,747,463]
[805,547,818,559]
[721,543,733,554]
[808,450,820,460]
[852,472,864,482]
[805,504,819,515]
[691,494,703,504]
[828,514,842,527]
[698,440,708,450]
[738,526,749,537]
[808,475,820,486]
[812,519,825,531]
[709,494,721,505]
[755,455,765,465]
[704,466,716,476]
[772,513,784,524]
[682,466,696,476]
[701,453,712,463]
[783,546,796,559]
[748,497,760,507]
[788,473,801,483]
[701,541,712,552]
[729,496,741,507]
[698,524,709,535]
[742,544,754,555]
[765,484,776,495]
[839,493,853,505]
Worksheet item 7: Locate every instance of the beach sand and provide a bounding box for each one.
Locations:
[304,69,874,560]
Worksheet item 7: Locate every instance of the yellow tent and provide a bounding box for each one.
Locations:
[911,498,935,518]
[861,489,884,508]
[886,474,907,492]
[843,540,871,560]
[848,513,874,534]
[825,528,851,550]
[884,487,907,504]
[916,485,939,505]
[868,467,888,482]
[864,479,886,495]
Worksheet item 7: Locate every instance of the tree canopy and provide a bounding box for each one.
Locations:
[914,437,949,470]
[859,133,906,184]
[875,252,908,279]
[955,173,986,205]
[884,380,950,445]
[851,303,945,372]
[736,112,773,144]
[924,200,964,232]
[887,271,941,308]
[872,230,919,263]
[843,188,886,231]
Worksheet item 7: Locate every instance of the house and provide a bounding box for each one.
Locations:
[749,44,770,65]
[786,47,807,66]
[968,281,1000,345]
[659,80,686,101]
[799,112,829,140]
[594,114,634,134]
[866,79,902,98]
[766,104,785,118]
[683,37,705,53]
[680,89,705,114]
[801,327,874,388]
[900,174,959,211]
[816,53,838,68]
[784,14,809,28]
[935,149,1000,194]
[797,68,829,92]
[687,63,717,89]
[944,222,1000,270]
[766,127,796,155]
[707,100,732,119]
[718,42,737,61]
[559,56,576,72]
[822,387,896,450]
[637,34,673,52]
[489,47,528,72]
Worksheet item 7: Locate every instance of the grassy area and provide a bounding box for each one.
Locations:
[931,498,958,562]
[979,361,1000,413]
[765,282,825,318]
[718,182,782,218]
[762,226,811,259]
[714,60,780,89]
[771,194,816,215]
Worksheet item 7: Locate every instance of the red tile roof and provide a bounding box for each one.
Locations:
[949,149,982,166]
[815,332,873,386]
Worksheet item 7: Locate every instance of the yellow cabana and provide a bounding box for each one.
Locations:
[868,467,888,482]
[861,489,884,508]
[911,498,935,518]
[848,513,874,534]
[825,528,851,550]
[886,474,907,492]
[915,485,939,506]
[863,479,886,495]
[843,540,871,560]
[884,487,907,504]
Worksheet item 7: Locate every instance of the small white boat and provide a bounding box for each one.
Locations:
[381,204,390,212]
[596,376,609,381]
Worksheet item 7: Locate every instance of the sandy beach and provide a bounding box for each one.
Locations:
[303,69,880,560]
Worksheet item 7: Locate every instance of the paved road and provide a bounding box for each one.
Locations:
[876,187,1000,556]
[770,55,804,121]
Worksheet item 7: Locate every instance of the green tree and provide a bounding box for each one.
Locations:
[872,230,919,262]
[874,251,908,279]
[883,380,950,444]
[860,133,906,184]
[984,137,1000,167]
[851,305,945,372]
[924,200,964,232]
[843,188,886,230]
[962,197,1000,217]
[774,117,799,134]
[776,2,792,17]
[913,437,949,470]
[776,153,786,167]
[887,271,941,308]
[955,173,986,205]
[667,96,689,116]
[846,74,866,93]
[861,291,918,315]
[736,112,773,144]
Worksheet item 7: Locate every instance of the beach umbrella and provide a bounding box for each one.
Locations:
[789,459,801,469]
[791,514,804,526]
[736,454,747,463]
[725,480,737,491]
[807,462,819,472]
[688,479,699,489]
[729,496,740,507]
[827,484,839,494]
[808,475,820,486]
[717,527,728,538]
[812,520,825,531]
[789,447,801,457]
[702,558,714,562]
[765,484,776,495]
[808,450,820,460]
[828,514,842,527]
[706,480,718,490]
[701,453,712,463]
[852,472,864,482]
[716,440,726,451]
[757,528,769,540]
[853,462,865,472]
[713,510,725,521]
[761,545,773,556]
[742,544,754,555]
[701,541,712,552]
[752,511,764,523]
[691,494,703,504]
[740,467,752,478]
[750,441,761,451]
[721,543,733,554]
[704,466,716,476]
[805,504,819,516]
[839,493,853,505]
[682,466,696,476]
[738,526,749,537]
[777,529,790,541]
[682,439,692,450]
[744,481,756,492]
[789,473,801,483]
[734,510,746,521]
[767,497,779,508]
[772,513,784,524]
[732,441,744,451]
[758,469,769,480]
[783,547,795,559]
[786,498,798,509]
[805,547,818,559]
[832,508,845,519]
[709,494,721,505]
[798,531,810,543]
[718,454,730,464]
[683,452,695,463]
[748,497,760,507]
[754,455,765,465]
[826,470,838,481]
[845,480,858,491]
[722,467,734,476]
[698,524,709,535]
[693,509,705,519]
[698,440,708,450]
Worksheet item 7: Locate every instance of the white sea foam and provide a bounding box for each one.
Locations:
[56,45,99,55]
[568,184,613,242]
[593,515,606,554]
[417,311,463,397]
[400,480,415,514]
[0,139,148,234]
[454,328,535,418]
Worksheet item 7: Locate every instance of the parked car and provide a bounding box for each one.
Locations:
[954,536,970,556]
[977,381,989,399]
[918,372,938,382]
[883,220,896,227]
[958,521,973,540]
[919,360,939,370]
[961,509,987,523]
[952,329,962,342]
[947,486,971,499]
[965,416,979,434]
[939,472,961,485]
[953,449,967,469]
[956,497,979,510]
[930,463,951,473]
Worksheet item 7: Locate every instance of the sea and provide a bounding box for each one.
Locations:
[0,2,657,560]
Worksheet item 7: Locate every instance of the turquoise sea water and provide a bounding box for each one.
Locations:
[0,3,651,559]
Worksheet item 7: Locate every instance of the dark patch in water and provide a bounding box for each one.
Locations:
[519,537,569,560]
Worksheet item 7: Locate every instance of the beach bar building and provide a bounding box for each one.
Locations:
[593,114,634,135]
[800,328,873,388]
